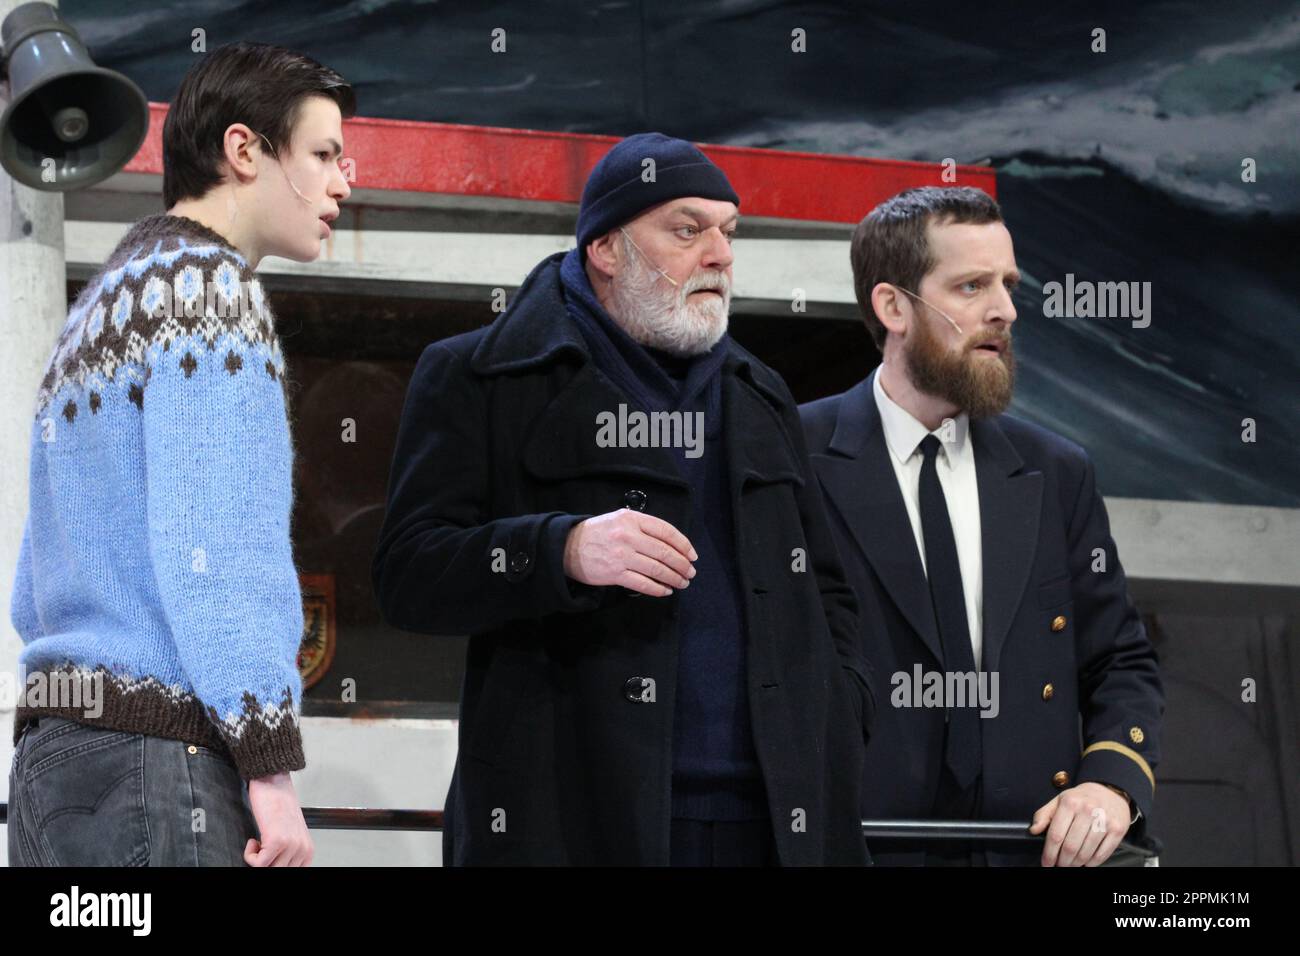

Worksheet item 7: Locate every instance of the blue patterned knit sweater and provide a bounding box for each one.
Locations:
[9,213,306,780]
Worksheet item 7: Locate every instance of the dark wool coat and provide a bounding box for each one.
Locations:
[374,252,875,865]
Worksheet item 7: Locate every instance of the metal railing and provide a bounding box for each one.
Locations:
[0,803,1158,861]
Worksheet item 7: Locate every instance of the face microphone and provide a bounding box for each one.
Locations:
[619,226,679,286]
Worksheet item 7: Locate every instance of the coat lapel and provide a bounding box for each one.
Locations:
[722,354,806,494]
[521,360,689,488]
[971,416,1042,672]
[479,253,801,492]
[472,251,688,489]
[811,377,943,665]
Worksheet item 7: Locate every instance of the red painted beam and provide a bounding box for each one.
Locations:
[126,103,995,224]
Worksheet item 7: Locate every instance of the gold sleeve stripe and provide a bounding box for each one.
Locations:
[1082,740,1155,793]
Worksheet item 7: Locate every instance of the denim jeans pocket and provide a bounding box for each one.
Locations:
[22,720,151,866]
[188,741,238,770]
[173,739,257,866]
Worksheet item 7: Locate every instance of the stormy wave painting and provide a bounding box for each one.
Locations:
[71,0,1300,505]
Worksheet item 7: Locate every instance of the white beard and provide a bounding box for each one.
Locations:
[607,232,731,356]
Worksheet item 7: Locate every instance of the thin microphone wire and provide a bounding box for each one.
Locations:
[895,285,965,335]
[619,227,679,286]
[254,131,315,205]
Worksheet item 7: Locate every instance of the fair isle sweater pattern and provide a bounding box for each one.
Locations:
[11,213,307,780]
[36,216,284,420]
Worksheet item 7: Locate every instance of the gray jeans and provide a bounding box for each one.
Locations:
[8,716,258,866]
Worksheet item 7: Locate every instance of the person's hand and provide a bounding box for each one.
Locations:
[244,771,314,867]
[1029,782,1131,867]
[563,510,697,596]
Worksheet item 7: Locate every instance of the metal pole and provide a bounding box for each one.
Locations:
[0,0,67,869]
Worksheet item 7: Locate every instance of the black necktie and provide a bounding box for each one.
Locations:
[918,434,982,792]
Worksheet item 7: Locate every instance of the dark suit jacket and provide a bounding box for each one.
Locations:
[800,373,1163,865]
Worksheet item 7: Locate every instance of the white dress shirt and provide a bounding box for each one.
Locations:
[872,366,985,668]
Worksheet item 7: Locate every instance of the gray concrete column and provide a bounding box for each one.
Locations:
[0,0,67,865]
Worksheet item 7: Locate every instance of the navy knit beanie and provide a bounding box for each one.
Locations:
[576,132,739,258]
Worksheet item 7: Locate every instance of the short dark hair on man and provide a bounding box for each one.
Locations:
[162,42,355,208]
[849,186,1002,352]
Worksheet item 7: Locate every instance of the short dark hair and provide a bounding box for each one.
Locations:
[849,186,1002,352]
[162,42,355,208]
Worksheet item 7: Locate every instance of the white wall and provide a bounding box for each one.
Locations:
[292,716,456,866]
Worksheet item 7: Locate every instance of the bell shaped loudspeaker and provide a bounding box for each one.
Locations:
[1,2,148,191]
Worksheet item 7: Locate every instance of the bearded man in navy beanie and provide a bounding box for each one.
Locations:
[374,132,878,866]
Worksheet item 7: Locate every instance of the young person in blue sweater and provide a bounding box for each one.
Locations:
[7,43,353,867]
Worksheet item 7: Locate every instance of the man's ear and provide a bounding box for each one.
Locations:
[871,282,909,338]
[222,123,261,185]
[586,230,621,281]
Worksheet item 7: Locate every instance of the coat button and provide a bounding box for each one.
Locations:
[187,745,198,755]
[1052,770,1070,789]
[508,551,531,574]
[1129,726,1145,744]
[1051,615,1067,632]
[1042,683,1054,701]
